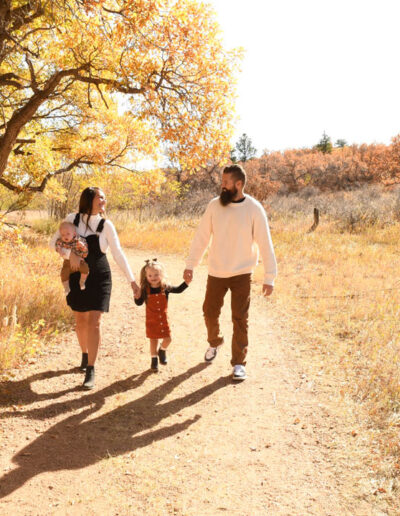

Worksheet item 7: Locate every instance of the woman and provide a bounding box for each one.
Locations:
[51,187,140,389]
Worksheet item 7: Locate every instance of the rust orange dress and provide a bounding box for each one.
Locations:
[145,287,170,338]
[135,282,188,339]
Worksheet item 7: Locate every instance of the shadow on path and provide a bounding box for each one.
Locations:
[1,368,152,420]
[0,368,81,408]
[0,363,230,499]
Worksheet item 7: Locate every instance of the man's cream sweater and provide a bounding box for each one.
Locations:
[185,195,277,285]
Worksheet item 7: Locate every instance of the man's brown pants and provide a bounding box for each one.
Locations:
[202,274,251,366]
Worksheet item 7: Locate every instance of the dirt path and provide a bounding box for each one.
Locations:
[0,250,396,515]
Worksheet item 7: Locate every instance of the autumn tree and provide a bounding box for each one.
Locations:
[231,133,257,162]
[0,0,240,196]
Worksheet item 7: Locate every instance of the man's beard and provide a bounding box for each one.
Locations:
[219,187,238,206]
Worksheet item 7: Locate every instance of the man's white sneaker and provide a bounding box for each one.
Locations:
[232,365,247,381]
[204,345,220,362]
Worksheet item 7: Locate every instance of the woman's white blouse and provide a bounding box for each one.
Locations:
[50,213,135,283]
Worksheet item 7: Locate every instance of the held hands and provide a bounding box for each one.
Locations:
[263,284,274,297]
[131,281,141,299]
[183,269,193,284]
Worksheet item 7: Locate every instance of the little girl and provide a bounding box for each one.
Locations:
[135,259,188,371]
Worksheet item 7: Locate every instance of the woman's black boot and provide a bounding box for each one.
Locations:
[80,352,88,371]
[83,365,95,389]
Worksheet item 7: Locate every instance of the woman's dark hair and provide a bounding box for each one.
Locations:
[78,187,103,231]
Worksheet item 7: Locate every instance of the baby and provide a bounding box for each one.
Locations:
[55,221,89,295]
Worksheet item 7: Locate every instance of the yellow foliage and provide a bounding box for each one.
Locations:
[1,1,242,194]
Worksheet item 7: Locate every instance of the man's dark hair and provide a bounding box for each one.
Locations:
[223,164,247,186]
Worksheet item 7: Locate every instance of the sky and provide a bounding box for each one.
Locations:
[208,0,400,154]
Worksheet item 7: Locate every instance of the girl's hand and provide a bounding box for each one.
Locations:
[183,269,193,284]
[69,251,82,272]
[263,284,273,297]
[131,281,141,298]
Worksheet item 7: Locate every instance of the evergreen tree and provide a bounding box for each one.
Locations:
[315,132,333,154]
[231,133,257,162]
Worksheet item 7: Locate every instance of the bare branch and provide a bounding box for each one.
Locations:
[105,139,129,165]
[107,163,136,172]
[95,83,108,109]
[25,54,39,92]
[102,6,126,16]
[15,138,36,144]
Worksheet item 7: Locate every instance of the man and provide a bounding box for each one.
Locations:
[183,164,277,381]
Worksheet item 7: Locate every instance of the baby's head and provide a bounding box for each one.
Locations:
[140,259,167,291]
[59,221,77,243]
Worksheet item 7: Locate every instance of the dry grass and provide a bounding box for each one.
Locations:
[0,226,73,372]
[267,220,400,466]
[267,184,400,232]
[117,216,198,256]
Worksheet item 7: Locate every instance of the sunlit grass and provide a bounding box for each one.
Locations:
[117,216,198,255]
[0,227,73,372]
[266,220,400,478]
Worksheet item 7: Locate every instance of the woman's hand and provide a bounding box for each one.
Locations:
[69,252,82,272]
[131,281,141,298]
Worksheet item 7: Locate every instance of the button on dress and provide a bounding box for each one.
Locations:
[145,288,170,339]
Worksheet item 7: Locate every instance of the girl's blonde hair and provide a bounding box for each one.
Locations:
[139,259,168,302]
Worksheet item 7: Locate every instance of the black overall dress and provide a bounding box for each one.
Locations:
[66,213,112,312]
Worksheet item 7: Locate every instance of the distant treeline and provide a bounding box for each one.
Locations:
[3,137,400,220]
[180,136,400,200]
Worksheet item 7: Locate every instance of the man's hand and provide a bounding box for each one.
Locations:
[263,284,274,297]
[69,252,82,272]
[183,269,193,284]
[131,281,141,298]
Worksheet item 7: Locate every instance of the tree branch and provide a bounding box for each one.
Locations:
[73,73,145,95]
[0,157,94,193]
[25,54,39,92]
[0,72,24,89]
[95,83,108,109]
